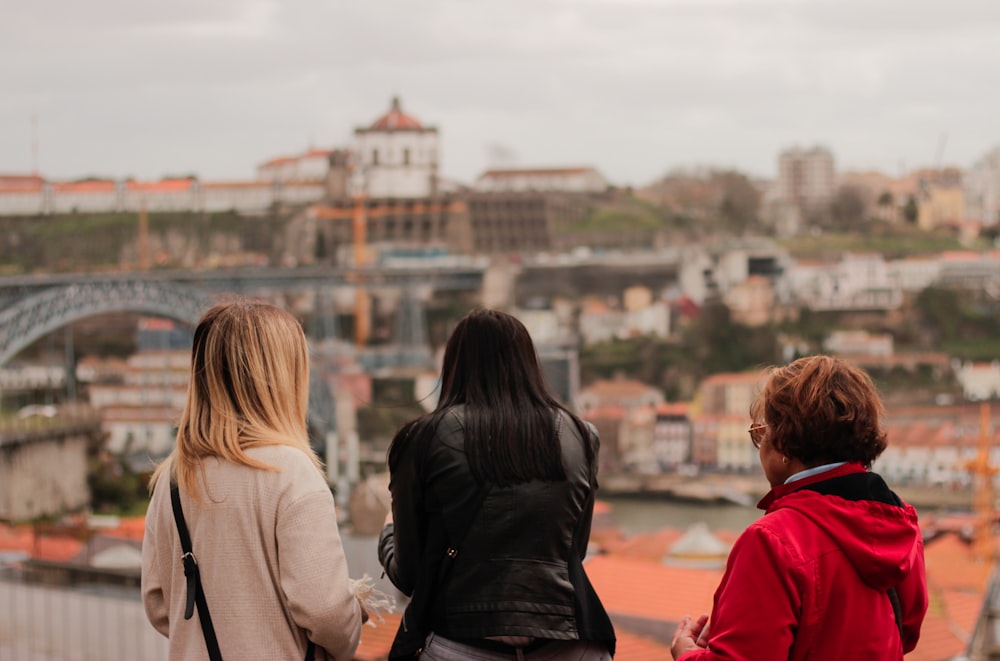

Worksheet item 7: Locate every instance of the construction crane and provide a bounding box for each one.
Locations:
[352,189,370,347]
[968,402,998,565]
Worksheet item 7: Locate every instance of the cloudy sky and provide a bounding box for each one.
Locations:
[3,0,1000,187]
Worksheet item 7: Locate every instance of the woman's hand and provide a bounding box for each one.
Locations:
[671,614,709,659]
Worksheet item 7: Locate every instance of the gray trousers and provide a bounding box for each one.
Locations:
[420,633,613,661]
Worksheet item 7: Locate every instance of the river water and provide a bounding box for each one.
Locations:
[603,492,971,536]
[603,496,762,535]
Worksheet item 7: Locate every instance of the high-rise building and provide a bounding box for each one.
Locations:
[776,145,836,226]
[964,146,1000,226]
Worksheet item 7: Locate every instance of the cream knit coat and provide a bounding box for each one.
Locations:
[142,445,363,660]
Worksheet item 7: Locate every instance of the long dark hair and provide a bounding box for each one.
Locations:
[390,308,593,486]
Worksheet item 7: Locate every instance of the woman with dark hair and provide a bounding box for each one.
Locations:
[671,355,928,661]
[378,308,616,660]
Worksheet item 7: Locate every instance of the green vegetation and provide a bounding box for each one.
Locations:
[0,210,287,273]
[779,225,976,260]
[915,286,1000,361]
[580,302,780,400]
[567,196,671,234]
[87,455,150,515]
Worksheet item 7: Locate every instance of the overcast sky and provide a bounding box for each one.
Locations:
[3,0,1000,187]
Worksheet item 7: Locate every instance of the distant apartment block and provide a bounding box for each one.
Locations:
[824,330,894,358]
[695,372,762,418]
[652,403,692,469]
[775,145,836,231]
[877,406,1000,488]
[679,247,786,306]
[618,405,658,473]
[785,253,902,311]
[464,191,593,254]
[888,255,942,292]
[77,319,191,462]
[964,145,1000,226]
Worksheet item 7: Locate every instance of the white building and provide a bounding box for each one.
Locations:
[888,256,942,292]
[79,347,189,458]
[0,177,326,216]
[652,403,692,469]
[354,97,439,199]
[785,253,902,311]
[257,149,332,183]
[474,166,608,193]
[824,330,894,358]
[875,418,1000,488]
[953,361,1000,401]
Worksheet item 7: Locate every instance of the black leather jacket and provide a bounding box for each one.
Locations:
[378,405,615,658]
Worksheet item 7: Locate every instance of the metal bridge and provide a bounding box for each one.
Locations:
[0,265,485,444]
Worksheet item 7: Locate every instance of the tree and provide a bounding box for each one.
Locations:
[713,170,761,234]
[902,195,919,224]
[830,184,870,231]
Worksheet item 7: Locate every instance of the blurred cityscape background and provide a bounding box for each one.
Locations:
[1,94,998,659]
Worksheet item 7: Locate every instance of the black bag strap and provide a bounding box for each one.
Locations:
[170,482,224,661]
[388,486,490,659]
[170,482,317,661]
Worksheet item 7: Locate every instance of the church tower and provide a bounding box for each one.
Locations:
[353,97,439,198]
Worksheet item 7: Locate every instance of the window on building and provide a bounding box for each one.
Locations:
[372,149,379,165]
[403,148,411,165]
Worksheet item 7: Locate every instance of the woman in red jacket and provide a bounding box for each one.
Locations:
[671,355,927,661]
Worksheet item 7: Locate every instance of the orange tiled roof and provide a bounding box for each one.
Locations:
[700,371,765,386]
[354,613,401,661]
[51,180,117,193]
[614,630,674,660]
[479,167,595,177]
[583,378,660,397]
[126,179,194,192]
[368,97,424,131]
[656,402,690,416]
[585,554,721,623]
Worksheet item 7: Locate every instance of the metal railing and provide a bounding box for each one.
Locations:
[0,565,168,661]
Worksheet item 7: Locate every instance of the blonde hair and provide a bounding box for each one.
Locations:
[151,300,321,499]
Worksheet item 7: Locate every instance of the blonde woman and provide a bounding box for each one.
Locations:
[142,301,364,660]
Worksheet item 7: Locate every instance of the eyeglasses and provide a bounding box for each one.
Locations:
[748,423,768,449]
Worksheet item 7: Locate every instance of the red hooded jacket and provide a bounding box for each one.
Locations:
[679,462,927,661]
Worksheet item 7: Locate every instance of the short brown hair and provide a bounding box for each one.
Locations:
[750,355,887,468]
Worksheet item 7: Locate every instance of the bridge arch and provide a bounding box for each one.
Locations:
[0,281,337,436]
[0,281,211,367]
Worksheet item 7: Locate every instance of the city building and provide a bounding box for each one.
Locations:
[311,98,472,260]
[353,97,441,199]
[824,330,894,358]
[774,145,837,231]
[964,145,1000,226]
[473,166,608,194]
[651,402,692,470]
[257,148,332,183]
[953,361,1000,402]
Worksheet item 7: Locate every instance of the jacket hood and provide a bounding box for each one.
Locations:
[763,463,922,591]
